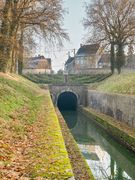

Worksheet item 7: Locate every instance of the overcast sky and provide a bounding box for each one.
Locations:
[37,0,90,72]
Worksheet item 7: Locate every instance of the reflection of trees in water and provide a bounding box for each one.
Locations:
[94,158,130,180]
[96,165,110,179]
[61,111,78,129]
[111,160,131,180]
[62,111,133,180]
[115,166,123,180]
[110,158,115,179]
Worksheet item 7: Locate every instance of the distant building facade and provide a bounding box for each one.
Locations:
[65,44,110,74]
[22,55,52,74]
[65,56,75,74]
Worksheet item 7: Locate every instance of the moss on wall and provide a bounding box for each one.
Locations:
[81,107,135,153]
[56,109,94,180]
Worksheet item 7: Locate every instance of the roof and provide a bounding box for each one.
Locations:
[24,56,51,69]
[30,55,45,61]
[65,56,74,65]
[76,44,100,56]
[25,61,48,69]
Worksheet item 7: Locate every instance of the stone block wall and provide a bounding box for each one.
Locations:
[87,90,135,127]
[49,85,87,106]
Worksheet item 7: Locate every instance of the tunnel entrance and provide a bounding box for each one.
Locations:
[57,91,77,111]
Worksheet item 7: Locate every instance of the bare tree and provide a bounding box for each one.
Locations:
[0,0,69,73]
[83,0,135,74]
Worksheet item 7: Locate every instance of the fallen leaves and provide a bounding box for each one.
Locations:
[0,91,73,179]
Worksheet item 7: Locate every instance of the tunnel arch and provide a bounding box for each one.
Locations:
[57,91,78,111]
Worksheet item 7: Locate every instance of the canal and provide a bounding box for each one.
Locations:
[61,111,135,180]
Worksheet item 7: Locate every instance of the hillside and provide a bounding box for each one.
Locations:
[24,73,111,85]
[0,73,73,179]
[89,72,135,95]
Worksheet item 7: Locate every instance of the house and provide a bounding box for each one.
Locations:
[65,44,110,74]
[75,44,101,69]
[65,56,75,74]
[22,55,52,74]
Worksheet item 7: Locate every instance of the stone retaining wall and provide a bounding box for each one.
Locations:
[87,90,135,127]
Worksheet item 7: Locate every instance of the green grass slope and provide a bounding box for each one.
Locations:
[89,72,135,95]
[24,73,111,85]
[0,73,73,179]
[23,74,65,84]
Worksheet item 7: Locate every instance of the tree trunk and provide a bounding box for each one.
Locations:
[10,45,17,73]
[116,43,125,74]
[0,0,19,73]
[18,27,24,75]
[110,43,115,74]
[0,0,12,72]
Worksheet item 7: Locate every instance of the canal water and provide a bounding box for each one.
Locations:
[61,111,135,180]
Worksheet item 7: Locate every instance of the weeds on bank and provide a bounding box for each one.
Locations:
[0,74,73,179]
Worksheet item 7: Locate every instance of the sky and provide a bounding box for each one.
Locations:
[37,0,90,72]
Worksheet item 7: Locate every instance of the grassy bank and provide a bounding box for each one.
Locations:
[23,74,65,84]
[0,73,73,179]
[81,107,135,153]
[56,109,94,180]
[89,72,135,95]
[24,73,111,85]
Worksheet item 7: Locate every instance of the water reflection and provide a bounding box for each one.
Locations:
[62,111,135,180]
[61,111,78,129]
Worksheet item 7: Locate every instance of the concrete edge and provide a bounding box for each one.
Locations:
[81,106,135,153]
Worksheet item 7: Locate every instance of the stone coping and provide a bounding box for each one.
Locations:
[81,107,135,153]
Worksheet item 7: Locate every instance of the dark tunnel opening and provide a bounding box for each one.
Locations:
[57,91,77,111]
